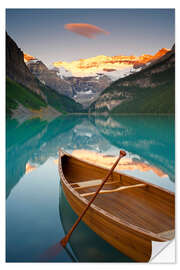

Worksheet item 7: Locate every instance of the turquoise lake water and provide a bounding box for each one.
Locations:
[6,114,175,262]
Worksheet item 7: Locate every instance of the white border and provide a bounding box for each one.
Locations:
[1,1,179,269]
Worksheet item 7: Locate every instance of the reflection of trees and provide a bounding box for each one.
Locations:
[90,115,175,182]
[6,115,110,199]
[6,118,47,198]
[59,189,133,262]
[6,116,79,198]
[7,114,173,199]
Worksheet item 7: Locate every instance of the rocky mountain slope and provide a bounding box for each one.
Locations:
[25,47,169,109]
[27,60,73,97]
[63,74,111,107]
[6,33,83,118]
[6,33,46,100]
[25,56,111,107]
[89,45,175,114]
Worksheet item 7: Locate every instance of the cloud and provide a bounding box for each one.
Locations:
[64,23,109,39]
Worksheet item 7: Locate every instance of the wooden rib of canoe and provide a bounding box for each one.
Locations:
[58,149,175,262]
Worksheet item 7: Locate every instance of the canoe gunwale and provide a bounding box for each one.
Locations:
[60,150,174,197]
[58,149,174,242]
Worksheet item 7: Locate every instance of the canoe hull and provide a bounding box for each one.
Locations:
[61,179,152,262]
[59,150,174,262]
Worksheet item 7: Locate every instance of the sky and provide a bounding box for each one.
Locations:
[6,9,175,66]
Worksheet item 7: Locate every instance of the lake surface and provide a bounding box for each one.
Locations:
[6,114,175,262]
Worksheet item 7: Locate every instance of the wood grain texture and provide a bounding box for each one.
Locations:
[58,150,175,262]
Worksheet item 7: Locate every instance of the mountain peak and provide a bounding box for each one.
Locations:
[24,53,36,62]
[153,48,170,59]
[53,48,170,77]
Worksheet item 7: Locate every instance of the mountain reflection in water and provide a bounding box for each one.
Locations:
[6,114,175,262]
[69,149,168,178]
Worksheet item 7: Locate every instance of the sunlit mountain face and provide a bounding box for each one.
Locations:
[53,48,170,77]
[24,53,36,62]
[23,48,170,79]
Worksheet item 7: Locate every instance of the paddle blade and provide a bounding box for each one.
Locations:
[39,241,63,261]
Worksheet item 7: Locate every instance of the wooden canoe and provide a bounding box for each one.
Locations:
[58,149,175,262]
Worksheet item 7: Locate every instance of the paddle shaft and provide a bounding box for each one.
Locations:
[60,150,126,247]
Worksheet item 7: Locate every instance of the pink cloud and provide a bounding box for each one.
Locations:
[64,23,109,38]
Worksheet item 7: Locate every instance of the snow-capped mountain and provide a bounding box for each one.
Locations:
[53,48,170,79]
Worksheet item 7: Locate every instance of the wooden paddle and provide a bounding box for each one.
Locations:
[60,150,126,248]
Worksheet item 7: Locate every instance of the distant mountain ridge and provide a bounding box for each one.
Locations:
[53,48,170,77]
[89,45,175,114]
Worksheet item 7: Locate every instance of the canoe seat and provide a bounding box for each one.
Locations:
[71,179,120,190]
[81,183,147,197]
[71,179,102,187]
[157,229,175,240]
